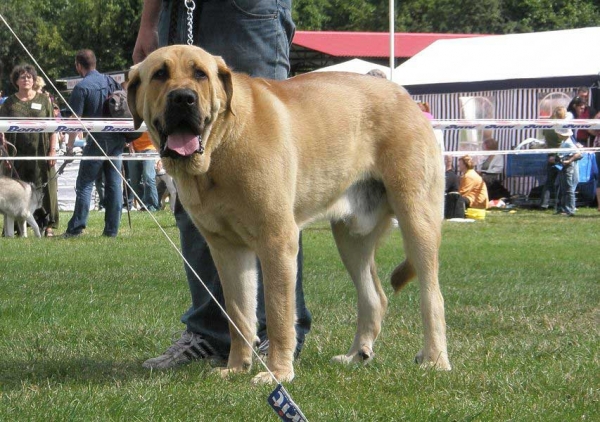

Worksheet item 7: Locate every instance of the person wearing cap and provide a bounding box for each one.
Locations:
[555,127,581,216]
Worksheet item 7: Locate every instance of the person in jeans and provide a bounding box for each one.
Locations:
[555,128,582,216]
[127,132,159,211]
[540,106,567,210]
[63,49,126,238]
[133,0,311,368]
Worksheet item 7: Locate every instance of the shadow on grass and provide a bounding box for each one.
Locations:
[0,357,190,390]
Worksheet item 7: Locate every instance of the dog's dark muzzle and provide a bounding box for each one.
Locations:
[167,88,197,111]
[159,88,205,158]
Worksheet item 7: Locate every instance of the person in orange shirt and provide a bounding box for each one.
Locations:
[458,155,489,209]
[127,132,159,211]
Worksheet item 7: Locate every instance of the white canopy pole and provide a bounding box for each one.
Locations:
[389,0,395,81]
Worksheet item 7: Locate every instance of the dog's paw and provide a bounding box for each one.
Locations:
[252,369,294,385]
[214,367,235,379]
[414,350,452,371]
[331,354,353,364]
[331,345,375,365]
[214,364,251,379]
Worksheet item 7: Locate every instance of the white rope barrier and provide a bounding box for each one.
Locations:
[3,118,600,132]
[430,119,600,130]
[2,119,599,159]
[6,154,160,161]
[4,148,598,161]
[0,118,146,133]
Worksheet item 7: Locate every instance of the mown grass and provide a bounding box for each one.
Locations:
[0,208,598,421]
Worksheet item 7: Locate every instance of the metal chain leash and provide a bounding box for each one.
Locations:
[184,0,196,45]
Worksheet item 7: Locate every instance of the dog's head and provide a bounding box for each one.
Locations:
[127,45,234,177]
[105,90,131,118]
[33,208,50,232]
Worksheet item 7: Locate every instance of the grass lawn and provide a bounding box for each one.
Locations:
[0,208,598,421]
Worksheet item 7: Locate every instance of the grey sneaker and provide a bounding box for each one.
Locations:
[257,339,270,358]
[257,339,303,359]
[142,330,222,369]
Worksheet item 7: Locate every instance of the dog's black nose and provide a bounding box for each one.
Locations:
[167,89,197,109]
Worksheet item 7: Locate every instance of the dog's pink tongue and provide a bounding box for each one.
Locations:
[167,132,200,156]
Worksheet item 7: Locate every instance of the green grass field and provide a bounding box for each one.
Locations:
[0,208,598,421]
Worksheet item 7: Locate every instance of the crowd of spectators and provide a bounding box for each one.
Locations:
[2,62,599,235]
[0,51,173,238]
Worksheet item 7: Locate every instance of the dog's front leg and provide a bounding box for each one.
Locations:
[5,216,15,237]
[252,229,299,384]
[209,243,258,377]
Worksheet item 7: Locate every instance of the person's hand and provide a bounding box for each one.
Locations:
[132,26,159,64]
[49,149,56,168]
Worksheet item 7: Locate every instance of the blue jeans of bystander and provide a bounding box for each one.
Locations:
[556,164,578,215]
[158,0,310,357]
[66,136,125,236]
[128,150,159,211]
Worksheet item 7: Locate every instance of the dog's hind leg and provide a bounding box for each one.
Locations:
[209,243,259,377]
[19,220,28,238]
[25,214,41,238]
[330,217,390,365]
[390,197,451,371]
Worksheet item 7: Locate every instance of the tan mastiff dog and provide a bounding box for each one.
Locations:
[127,45,450,384]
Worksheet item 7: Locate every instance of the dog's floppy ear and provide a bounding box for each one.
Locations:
[216,56,235,116]
[126,65,144,129]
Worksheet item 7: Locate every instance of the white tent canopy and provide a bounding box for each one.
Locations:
[394,27,600,94]
[313,58,391,79]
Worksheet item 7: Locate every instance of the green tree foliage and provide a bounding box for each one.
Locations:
[0,0,142,94]
[293,0,600,33]
[1,0,600,94]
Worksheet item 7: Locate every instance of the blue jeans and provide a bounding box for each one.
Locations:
[128,150,159,210]
[540,161,559,208]
[159,0,310,356]
[66,136,125,236]
[557,164,578,215]
[160,0,294,79]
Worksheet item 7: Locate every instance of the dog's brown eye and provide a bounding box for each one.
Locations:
[194,69,207,80]
[153,68,168,80]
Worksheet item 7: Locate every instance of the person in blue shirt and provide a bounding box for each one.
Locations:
[63,49,126,237]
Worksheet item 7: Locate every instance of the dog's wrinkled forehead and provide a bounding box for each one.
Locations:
[140,45,219,86]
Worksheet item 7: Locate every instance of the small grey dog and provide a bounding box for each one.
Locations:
[0,176,44,238]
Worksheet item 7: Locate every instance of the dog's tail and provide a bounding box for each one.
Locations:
[390,259,416,292]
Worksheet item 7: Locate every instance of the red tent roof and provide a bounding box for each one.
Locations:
[292,31,487,59]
